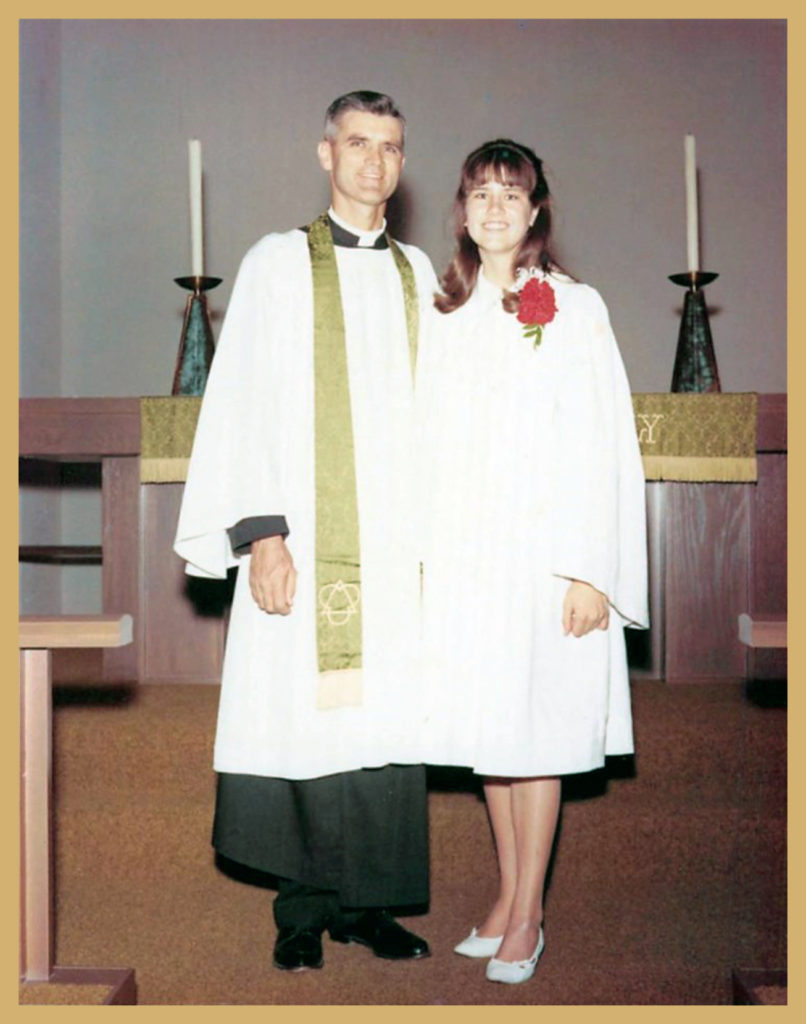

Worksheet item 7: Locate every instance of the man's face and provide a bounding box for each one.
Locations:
[317,110,405,220]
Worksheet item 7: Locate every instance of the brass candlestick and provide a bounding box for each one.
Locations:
[172,275,222,396]
[668,271,721,393]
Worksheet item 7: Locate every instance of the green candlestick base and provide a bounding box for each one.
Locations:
[669,271,721,393]
[172,275,222,396]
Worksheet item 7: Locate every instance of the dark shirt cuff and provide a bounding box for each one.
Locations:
[228,516,289,554]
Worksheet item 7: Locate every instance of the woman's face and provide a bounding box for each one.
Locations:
[464,177,537,262]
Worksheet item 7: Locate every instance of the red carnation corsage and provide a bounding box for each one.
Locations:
[515,271,557,348]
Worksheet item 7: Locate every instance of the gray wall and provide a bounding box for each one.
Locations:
[19,19,787,612]
[20,21,64,612]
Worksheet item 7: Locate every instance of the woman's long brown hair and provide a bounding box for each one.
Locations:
[435,139,563,315]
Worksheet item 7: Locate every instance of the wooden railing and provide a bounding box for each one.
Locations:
[19,614,137,1003]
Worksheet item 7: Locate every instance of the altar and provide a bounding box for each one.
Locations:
[19,393,786,684]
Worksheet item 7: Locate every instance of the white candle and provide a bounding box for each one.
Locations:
[188,139,203,277]
[684,134,699,273]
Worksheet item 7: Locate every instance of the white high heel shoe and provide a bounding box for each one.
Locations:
[485,928,545,984]
[453,927,504,958]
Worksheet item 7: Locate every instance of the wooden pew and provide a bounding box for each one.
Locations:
[19,614,137,1004]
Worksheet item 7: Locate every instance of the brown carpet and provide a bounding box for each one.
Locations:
[49,676,786,1005]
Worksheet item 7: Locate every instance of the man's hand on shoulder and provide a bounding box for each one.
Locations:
[250,536,297,615]
[562,580,609,637]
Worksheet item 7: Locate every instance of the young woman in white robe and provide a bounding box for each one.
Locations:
[418,140,648,984]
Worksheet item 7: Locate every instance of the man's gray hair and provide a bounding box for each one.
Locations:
[324,90,406,146]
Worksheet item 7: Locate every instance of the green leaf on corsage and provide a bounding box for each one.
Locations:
[522,323,544,347]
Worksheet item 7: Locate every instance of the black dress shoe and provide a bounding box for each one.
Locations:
[273,926,324,970]
[329,909,430,960]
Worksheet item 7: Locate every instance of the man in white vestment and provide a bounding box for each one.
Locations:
[174,91,437,971]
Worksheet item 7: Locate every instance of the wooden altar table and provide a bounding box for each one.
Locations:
[19,394,786,684]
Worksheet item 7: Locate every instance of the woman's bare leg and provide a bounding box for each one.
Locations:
[477,778,518,937]
[495,776,561,962]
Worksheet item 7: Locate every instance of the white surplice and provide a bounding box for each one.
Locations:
[174,226,437,780]
[417,271,648,777]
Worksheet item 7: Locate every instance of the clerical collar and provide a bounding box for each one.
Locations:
[327,207,389,250]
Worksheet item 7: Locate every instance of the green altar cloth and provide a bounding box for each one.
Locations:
[141,392,758,485]
[632,392,757,482]
[140,396,199,483]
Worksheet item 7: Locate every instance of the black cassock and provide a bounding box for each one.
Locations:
[212,764,429,908]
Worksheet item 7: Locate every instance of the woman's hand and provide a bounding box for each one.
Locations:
[562,580,609,637]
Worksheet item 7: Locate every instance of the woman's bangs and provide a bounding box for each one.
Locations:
[463,151,536,195]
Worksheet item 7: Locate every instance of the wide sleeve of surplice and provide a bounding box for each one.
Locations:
[548,285,648,628]
[174,234,305,578]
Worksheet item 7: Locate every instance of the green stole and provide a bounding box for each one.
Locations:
[306,213,418,706]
